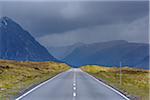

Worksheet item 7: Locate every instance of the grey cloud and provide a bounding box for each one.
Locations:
[121,16,149,43]
[0,1,149,47]
[1,1,149,37]
[38,16,149,47]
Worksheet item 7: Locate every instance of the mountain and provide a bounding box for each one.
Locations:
[48,42,85,59]
[0,16,57,61]
[49,40,149,69]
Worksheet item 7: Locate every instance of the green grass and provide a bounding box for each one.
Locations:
[0,60,70,100]
[81,65,149,100]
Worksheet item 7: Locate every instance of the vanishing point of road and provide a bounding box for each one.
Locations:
[16,69,130,100]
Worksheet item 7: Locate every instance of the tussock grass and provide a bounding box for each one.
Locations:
[0,60,70,100]
[81,65,149,100]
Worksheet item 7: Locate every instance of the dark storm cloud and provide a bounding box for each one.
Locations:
[1,1,149,37]
[0,1,149,46]
[38,15,149,47]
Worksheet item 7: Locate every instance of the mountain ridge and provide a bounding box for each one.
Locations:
[49,40,149,69]
[0,16,57,62]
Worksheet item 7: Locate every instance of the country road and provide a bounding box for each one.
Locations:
[16,69,129,100]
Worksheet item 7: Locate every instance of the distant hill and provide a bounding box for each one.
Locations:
[48,42,85,59]
[49,40,149,69]
[0,16,57,61]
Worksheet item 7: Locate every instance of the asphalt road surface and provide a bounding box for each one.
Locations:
[16,69,129,100]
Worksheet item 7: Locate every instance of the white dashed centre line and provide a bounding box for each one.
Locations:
[72,69,77,100]
[73,92,76,97]
[73,83,76,86]
[73,87,76,90]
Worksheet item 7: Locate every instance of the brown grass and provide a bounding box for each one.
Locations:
[0,60,70,100]
[81,65,149,100]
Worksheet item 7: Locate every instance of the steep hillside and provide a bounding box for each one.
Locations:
[0,16,57,61]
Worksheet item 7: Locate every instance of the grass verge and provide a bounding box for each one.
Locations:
[81,65,149,100]
[0,60,70,100]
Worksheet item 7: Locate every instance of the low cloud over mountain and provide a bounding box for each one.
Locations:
[0,1,149,47]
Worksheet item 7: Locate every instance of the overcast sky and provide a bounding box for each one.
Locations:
[0,1,149,47]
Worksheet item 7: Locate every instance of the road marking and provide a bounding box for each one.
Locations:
[73,69,76,83]
[72,68,77,100]
[73,69,76,86]
[73,92,76,97]
[73,83,76,86]
[15,69,71,100]
[81,69,130,100]
[73,87,76,90]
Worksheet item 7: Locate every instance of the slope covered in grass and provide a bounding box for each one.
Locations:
[81,65,149,100]
[0,60,70,100]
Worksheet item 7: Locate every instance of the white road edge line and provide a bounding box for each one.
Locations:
[81,69,130,100]
[15,69,71,100]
